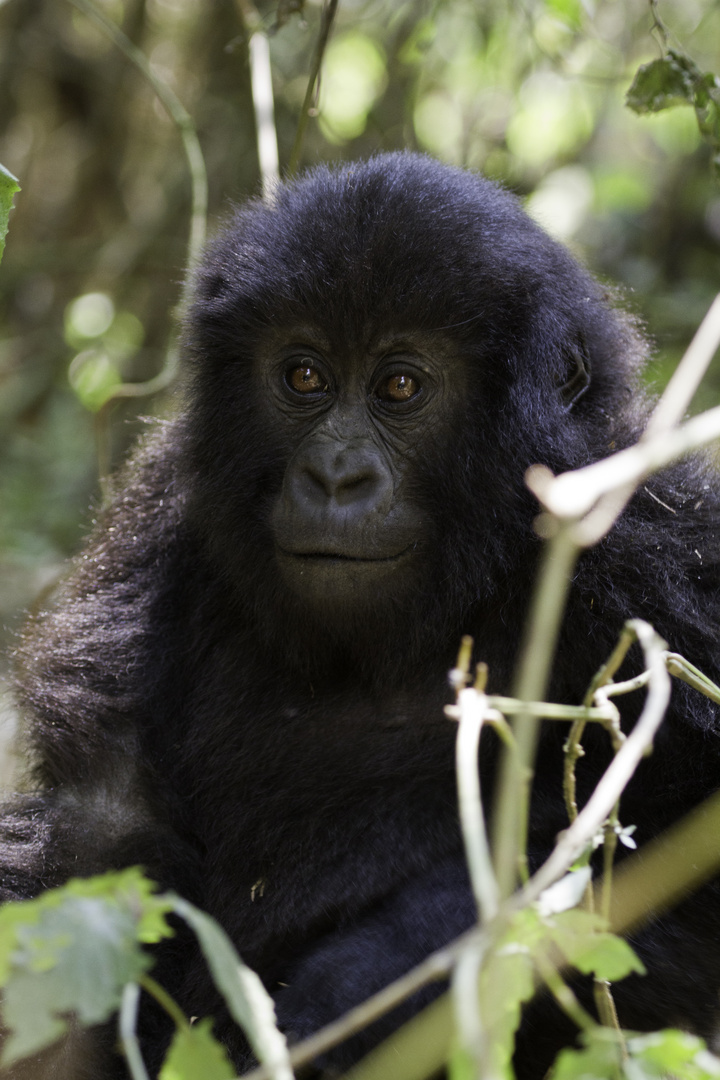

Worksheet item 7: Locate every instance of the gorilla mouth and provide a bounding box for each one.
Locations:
[278,547,411,563]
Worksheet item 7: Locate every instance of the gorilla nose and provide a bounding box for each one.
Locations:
[293,444,393,512]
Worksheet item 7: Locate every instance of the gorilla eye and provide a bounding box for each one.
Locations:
[377,373,420,404]
[286,365,328,396]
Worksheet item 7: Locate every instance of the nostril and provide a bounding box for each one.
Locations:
[301,462,379,505]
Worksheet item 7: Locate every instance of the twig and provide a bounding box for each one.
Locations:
[239,937,466,1079]
[248,33,280,198]
[287,0,340,175]
[665,652,720,702]
[455,688,500,923]
[234,0,280,198]
[487,697,618,722]
[643,293,720,437]
[492,523,580,897]
[119,983,152,1080]
[534,951,596,1033]
[452,942,493,1080]
[518,620,670,906]
[139,974,190,1030]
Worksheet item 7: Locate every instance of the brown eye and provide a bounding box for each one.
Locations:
[377,373,420,403]
[287,365,327,395]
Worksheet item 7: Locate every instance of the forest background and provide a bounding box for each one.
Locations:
[0,0,719,785]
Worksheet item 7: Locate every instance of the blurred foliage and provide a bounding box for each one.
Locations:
[1,0,720,638]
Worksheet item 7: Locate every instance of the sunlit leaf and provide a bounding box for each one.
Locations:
[626,50,701,114]
[627,1030,720,1080]
[0,870,173,1066]
[544,0,582,30]
[0,163,20,264]
[472,908,543,1076]
[552,1028,622,1080]
[547,909,646,982]
[448,1044,477,1080]
[159,1019,236,1080]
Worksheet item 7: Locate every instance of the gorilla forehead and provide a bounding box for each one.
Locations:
[191,152,588,348]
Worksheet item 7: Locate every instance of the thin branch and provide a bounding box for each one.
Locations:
[452,942,493,1080]
[643,293,720,437]
[534,952,596,1033]
[119,984,152,1080]
[139,974,190,1030]
[287,0,340,175]
[517,620,671,907]
[665,652,720,702]
[455,688,500,923]
[492,524,581,898]
[248,32,280,198]
[487,697,618,723]
[239,938,465,1079]
[234,1,280,198]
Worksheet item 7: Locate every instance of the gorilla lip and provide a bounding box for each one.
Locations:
[277,547,412,563]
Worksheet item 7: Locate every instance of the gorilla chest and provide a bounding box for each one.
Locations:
[187,684,462,961]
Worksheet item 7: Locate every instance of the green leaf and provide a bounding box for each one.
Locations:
[0,869,174,1065]
[476,908,543,1077]
[547,909,646,982]
[171,896,293,1080]
[626,50,702,114]
[626,1030,720,1080]
[159,1019,236,1080]
[0,163,20,264]
[447,1044,477,1080]
[545,0,582,30]
[552,1029,623,1080]
[3,899,148,1063]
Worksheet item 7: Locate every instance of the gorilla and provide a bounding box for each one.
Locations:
[4,152,720,1079]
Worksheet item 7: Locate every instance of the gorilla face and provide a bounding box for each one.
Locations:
[259,326,466,609]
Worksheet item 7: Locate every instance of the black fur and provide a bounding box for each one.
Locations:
[5,153,720,1078]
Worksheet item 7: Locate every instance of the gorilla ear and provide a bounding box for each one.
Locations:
[560,339,591,409]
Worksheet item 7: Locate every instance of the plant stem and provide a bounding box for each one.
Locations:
[492,523,580,897]
[139,974,190,1030]
[287,0,340,175]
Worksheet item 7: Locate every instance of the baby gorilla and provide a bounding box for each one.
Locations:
[4,153,720,1079]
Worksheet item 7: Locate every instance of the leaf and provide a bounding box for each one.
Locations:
[537,867,591,916]
[551,1029,623,1080]
[159,1019,236,1080]
[2,899,148,1063]
[448,1044,478,1080]
[476,908,543,1077]
[0,869,174,1065]
[171,896,293,1080]
[626,50,701,114]
[0,163,20,264]
[547,909,646,982]
[626,1030,720,1080]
